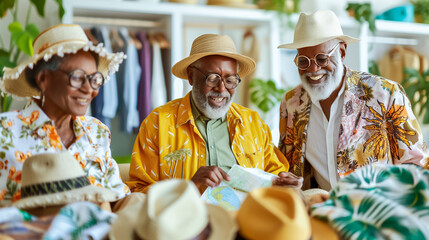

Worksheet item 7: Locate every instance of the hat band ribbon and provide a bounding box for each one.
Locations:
[21,175,91,198]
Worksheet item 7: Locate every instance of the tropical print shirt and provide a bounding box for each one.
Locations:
[0,101,130,207]
[128,92,288,193]
[311,164,429,239]
[279,68,429,189]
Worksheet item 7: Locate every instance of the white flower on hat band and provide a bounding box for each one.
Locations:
[43,54,50,61]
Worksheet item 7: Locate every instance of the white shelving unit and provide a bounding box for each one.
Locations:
[62,1,429,152]
[341,19,429,73]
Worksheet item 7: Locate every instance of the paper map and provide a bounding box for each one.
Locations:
[201,164,276,210]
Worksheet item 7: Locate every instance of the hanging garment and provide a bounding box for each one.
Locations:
[89,28,105,125]
[150,40,167,109]
[159,33,172,101]
[239,29,260,107]
[100,26,119,128]
[116,28,141,133]
[136,31,152,122]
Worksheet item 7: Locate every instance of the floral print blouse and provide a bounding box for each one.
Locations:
[0,101,129,206]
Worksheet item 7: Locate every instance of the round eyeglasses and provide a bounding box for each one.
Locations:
[294,42,342,70]
[191,66,241,90]
[57,69,104,90]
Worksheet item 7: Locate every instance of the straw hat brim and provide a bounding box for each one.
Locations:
[109,202,236,240]
[207,204,238,240]
[13,185,120,209]
[310,218,339,240]
[278,35,360,49]
[171,52,256,80]
[2,41,125,98]
[109,198,141,240]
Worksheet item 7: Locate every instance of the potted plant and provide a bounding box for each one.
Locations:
[253,0,301,28]
[0,0,64,112]
[402,68,429,124]
[346,2,376,34]
[412,0,429,24]
[249,78,286,113]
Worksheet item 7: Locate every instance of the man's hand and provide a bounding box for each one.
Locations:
[191,166,231,191]
[272,171,303,188]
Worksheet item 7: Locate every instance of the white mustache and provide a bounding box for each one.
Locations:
[303,70,329,77]
[206,91,230,98]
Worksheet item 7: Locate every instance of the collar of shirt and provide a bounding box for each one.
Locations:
[21,101,93,144]
[312,76,346,113]
[306,74,346,190]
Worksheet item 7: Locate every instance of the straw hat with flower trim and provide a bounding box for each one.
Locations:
[236,187,338,240]
[1,24,126,98]
[172,34,255,80]
[13,151,120,209]
[110,179,237,240]
[278,10,359,49]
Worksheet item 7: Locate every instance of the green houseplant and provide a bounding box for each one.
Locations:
[249,78,286,113]
[0,0,64,112]
[346,2,376,34]
[253,0,301,28]
[412,0,429,24]
[402,68,429,124]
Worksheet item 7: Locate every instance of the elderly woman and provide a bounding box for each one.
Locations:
[0,24,134,210]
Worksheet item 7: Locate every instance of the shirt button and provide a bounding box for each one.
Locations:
[200,154,204,158]
[210,145,214,149]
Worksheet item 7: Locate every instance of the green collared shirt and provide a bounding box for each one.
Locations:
[191,94,237,172]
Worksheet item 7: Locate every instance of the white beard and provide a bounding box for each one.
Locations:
[300,53,344,102]
[191,85,234,119]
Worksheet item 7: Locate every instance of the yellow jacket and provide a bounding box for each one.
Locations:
[127,92,288,193]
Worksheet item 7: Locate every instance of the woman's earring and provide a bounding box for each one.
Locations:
[41,93,45,108]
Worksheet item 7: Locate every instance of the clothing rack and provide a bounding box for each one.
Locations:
[73,16,163,28]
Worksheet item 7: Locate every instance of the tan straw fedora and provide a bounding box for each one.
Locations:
[110,179,237,240]
[236,187,338,240]
[278,10,359,49]
[172,34,256,80]
[13,151,120,209]
[1,24,126,97]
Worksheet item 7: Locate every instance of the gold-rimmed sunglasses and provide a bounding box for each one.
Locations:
[190,66,241,90]
[294,42,342,70]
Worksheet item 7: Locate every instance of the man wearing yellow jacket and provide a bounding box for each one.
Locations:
[128,34,302,193]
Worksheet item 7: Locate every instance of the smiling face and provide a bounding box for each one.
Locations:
[187,55,237,119]
[36,50,99,117]
[297,40,346,102]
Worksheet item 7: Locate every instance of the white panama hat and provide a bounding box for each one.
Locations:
[278,10,359,49]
